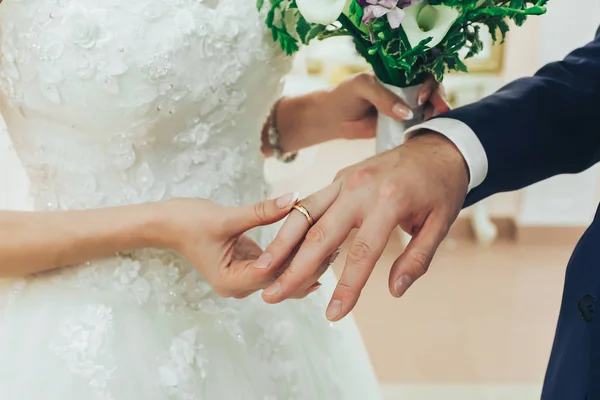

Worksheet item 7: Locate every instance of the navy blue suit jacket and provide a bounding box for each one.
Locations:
[440,28,600,400]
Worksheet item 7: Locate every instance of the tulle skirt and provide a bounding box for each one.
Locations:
[0,250,381,400]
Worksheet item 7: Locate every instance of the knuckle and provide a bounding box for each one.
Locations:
[347,239,373,265]
[347,166,376,190]
[356,72,375,86]
[409,251,430,277]
[334,167,349,182]
[377,179,401,202]
[335,281,360,301]
[304,224,328,245]
[253,201,269,223]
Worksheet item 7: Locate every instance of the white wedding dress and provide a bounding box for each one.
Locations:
[0,1,382,399]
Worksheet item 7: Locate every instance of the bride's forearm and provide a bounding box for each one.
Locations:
[261,91,338,157]
[0,203,167,277]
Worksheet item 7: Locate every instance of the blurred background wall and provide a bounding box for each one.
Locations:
[1,1,600,399]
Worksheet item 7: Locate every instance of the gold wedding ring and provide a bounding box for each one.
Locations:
[291,203,314,226]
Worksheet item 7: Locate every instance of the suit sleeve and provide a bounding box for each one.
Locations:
[427,28,600,207]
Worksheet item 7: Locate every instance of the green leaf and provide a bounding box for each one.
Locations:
[256,0,264,12]
[295,14,311,40]
[432,59,446,82]
[465,32,484,58]
[510,0,525,8]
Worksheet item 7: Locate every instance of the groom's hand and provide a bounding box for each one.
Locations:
[260,132,469,320]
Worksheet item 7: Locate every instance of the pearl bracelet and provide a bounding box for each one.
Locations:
[267,98,298,163]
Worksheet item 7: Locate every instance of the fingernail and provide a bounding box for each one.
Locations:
[393,275,414,297]
[326,299,342,320]
[276,192,300,209]
[392,104,413,120]
[254,252,272,269]
[263,282,280,296]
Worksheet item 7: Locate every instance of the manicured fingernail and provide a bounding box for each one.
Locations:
[254,252,272,269]
[393,275,414,297]
[276,192,300,209]
[326,299,342,320]
[392,104,413,120]
[306,283,322,295]
[263,282,280,296]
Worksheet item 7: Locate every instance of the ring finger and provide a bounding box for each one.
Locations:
[256,183,341,275]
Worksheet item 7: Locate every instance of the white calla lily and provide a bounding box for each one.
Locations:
[296,0,350,25]
[402,2,460,49]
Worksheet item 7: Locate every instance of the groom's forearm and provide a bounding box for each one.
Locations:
[261,91,337,157]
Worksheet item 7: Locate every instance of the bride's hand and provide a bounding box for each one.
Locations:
[269,74,450,156]
[324,73,451,140]
[157,193,306,299]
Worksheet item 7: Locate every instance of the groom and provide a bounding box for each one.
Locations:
[261,26,600,400]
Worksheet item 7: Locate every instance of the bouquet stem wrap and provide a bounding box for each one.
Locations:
[376,83,423,153]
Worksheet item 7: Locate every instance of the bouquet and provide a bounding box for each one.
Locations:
[258,0,549,151]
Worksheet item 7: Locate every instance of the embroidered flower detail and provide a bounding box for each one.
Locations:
[159,328,207,398]
[50,304,117,399]
[66,13,100,50]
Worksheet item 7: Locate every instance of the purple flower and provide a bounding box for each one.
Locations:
[359,0,420,29]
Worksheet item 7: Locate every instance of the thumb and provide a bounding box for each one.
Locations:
[388,217,447,298]
[222,192,299,235]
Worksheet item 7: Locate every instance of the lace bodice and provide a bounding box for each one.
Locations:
[0,0,289,211]
[0,0,293,315]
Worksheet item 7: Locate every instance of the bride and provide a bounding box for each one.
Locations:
[0,0,444,398]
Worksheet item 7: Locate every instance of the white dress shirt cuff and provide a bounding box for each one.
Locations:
[404,118,488,192]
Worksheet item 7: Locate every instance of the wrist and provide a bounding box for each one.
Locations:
[136,202,175,249]
[311,89,343,140]
[405,131,470,188]
[277,91,337,143]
